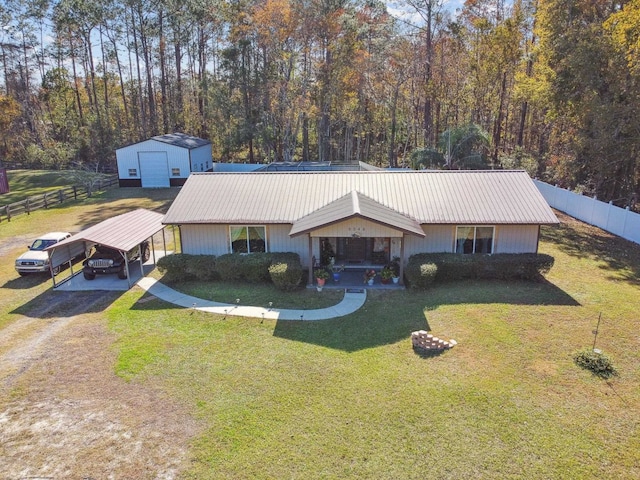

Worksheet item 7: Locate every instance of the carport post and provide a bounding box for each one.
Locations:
[124,255,132,289]
[48,249,57,289]
[151,236,156,265]
[138,243,144,279]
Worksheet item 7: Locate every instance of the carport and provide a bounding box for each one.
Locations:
[46,208,170,289]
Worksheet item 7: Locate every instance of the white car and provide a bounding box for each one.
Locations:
[15,232,73,275]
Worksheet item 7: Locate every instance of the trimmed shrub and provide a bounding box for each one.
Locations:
[573,348,618,379]
[405,258,438,290]
[157,253,193,283]
[185,255,218,281]
[215,253,242,281]
[269,262,303,291]
[216,252,302,284]
[406,252,554,283]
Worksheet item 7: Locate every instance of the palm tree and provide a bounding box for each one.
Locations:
[439,124,490,169]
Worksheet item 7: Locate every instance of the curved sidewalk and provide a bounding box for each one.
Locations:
[136,277,367,321]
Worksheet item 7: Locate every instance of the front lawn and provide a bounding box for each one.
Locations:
[107,212,640,478]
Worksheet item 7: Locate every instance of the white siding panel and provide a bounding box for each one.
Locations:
[268,225,310,263]
[181,225,229,255]
[116,140,159,178]
[181,224,310,263]
[404,225,454,257]
[494,225,539,253]
[311,218,402,238]
[190,144,213,172]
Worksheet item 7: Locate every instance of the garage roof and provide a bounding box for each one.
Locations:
[152,132,210,149]
[47,209,165,253]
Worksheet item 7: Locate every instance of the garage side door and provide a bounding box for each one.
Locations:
[138,152,170,188]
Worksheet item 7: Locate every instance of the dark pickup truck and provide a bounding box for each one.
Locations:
[83,242,150,280]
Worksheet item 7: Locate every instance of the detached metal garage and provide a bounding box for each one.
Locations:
[116,132,212,188]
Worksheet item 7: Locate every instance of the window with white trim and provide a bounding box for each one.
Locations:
[128,168,137,177]
[455,226,494,254]
[172,167,180,176]
[230,226,267,253]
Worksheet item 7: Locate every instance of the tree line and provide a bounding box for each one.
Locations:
[0,0,637,207]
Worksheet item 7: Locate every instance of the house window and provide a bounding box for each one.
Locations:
[172,168,180,176]
[128,168,137,177]
[230,226,266,253]
[455,226,494,254]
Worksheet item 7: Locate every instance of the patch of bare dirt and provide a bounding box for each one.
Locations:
[0,290,198,479]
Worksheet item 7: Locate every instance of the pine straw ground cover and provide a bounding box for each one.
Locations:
[106,211,640,479]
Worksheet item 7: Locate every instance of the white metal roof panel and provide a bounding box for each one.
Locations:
[162,171,559,227]
[48,209,165,253]
[290,191,425,236]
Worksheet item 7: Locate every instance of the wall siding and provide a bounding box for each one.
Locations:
[311,218,403,238]
[494,225,539,253]
[180,223,540,261]
[267,225,310,262]
[404,225,454,257]
[190,144,213,172]
[180,225,229,255]
[116,139,191,180]
[404,224,540,257]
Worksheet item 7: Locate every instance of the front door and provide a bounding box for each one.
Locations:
[345,237,366,263]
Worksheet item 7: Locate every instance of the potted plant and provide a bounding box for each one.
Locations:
[380,266,394,284]
[363,269,376,285]
[389,256,401,283]
[330,263,344,282]
[315,268,329,288]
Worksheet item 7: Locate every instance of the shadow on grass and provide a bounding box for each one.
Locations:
[11,289,121,319]
[273,278,579,352]
[421,278,580,311]
[2,273,51,290]
[542,212,640,286]
[273,309,428,353]
[72,188,177,230]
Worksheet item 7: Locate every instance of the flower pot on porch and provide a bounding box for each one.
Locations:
[392,276,399,284]
[333,273,341,282]
[367,278,374,286]
[316,277,326,287]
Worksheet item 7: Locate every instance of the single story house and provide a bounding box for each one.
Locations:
[162,170,559,284]
[116,132,212,187]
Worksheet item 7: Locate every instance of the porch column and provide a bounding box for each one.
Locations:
[307,233,313,286]
[399,234,405,285]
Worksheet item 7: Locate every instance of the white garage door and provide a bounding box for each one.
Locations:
[138,152,170,188]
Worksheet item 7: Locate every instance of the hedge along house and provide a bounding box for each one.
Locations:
[116,132,212,188]
[162,170,559,285]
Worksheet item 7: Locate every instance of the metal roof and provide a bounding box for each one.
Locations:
[151,132,210,149]
[48,209,165,253]
[162,170,559,227]
[254,161,383,172]
[290,191,425,236]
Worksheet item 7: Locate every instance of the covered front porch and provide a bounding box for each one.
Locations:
[309,264,406,290]
[288,191,426,287]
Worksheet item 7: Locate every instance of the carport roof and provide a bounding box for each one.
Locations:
[47,208,165,253]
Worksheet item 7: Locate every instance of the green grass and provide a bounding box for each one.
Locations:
[106,212,640,478]
[1,188,639,478]
[162,279,344,309]
[0,169,87,205]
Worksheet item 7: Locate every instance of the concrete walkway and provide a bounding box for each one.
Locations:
[136,277,367,321]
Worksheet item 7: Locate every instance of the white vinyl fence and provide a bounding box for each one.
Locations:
[534,180,640,245]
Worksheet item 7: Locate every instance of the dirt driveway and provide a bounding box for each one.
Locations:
[0,289,198,478]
